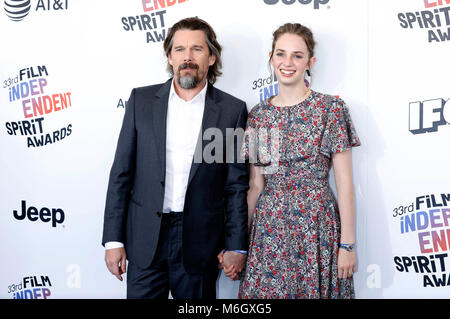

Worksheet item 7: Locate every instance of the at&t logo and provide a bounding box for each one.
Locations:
[4,0,68,22]
[4,0,31,21]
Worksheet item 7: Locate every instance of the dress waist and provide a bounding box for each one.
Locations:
[264,175,328,192]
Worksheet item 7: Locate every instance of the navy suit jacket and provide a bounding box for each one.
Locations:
[102,79,249,274]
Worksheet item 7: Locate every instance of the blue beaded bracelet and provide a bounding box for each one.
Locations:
[222,249,248,255]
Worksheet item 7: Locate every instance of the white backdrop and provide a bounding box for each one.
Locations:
[0,0,448,299]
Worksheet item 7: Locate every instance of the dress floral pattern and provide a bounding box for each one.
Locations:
[238,90,361,299]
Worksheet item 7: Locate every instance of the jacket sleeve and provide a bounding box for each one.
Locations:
[223,101,250,251]
[102,88,137,246]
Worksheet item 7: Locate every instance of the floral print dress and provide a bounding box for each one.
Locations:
[238,90,361,299]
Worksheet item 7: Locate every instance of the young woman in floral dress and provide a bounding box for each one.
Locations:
[235,23,361,299]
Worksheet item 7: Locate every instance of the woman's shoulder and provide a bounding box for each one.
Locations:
[311,90,344,105]
[247,99,273,122]
[250,98,272,113]
[310,90,349,115]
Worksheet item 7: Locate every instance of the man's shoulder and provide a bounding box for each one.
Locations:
[133,81,169,97]
[212,85,245,107]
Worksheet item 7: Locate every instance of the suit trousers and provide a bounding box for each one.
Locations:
[126,211,219,299]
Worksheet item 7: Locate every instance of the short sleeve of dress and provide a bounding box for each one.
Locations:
[319,99,361,158]
[240,107,274,166]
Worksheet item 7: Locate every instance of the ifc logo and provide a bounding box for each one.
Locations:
[4,0,31,22]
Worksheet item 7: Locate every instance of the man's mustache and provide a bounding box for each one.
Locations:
[179,62,199,71]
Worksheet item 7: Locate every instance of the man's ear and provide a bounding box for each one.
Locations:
[208,54,216,67]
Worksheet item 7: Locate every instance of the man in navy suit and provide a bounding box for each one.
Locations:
[102,17,249,299]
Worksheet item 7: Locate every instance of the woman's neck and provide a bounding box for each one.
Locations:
[271,83,310,107]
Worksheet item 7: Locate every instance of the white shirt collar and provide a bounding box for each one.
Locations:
[169,79,208,105]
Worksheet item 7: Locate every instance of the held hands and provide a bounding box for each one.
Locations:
[105,247,127,281]
[217,250,246,281]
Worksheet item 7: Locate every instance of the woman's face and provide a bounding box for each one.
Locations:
[270,33,315,87]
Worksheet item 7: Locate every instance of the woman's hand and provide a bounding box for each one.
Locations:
[337,249,357,279]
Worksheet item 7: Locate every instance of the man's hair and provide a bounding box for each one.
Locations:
[163,17,222,84]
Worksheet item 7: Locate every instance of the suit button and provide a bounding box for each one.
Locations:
[160,181,165,187]
[156,212,162,217]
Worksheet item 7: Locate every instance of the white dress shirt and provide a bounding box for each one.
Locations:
[105,80,207,250]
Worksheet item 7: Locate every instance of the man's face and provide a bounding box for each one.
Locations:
[168,29,216,89]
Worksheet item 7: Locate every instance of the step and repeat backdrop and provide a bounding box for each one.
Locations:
[0,0,448,299]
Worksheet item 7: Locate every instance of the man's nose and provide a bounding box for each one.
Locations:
[183,49,193,62]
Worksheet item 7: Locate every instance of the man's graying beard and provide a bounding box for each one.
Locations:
[177,62,200,89]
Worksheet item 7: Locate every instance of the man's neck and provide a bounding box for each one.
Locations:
[173,78,208,102]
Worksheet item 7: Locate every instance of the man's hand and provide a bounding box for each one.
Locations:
[105,247,127,281]
[217,250,246,281]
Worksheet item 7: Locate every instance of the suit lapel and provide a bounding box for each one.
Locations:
[152,79,171,177]
[187,83,222,187]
